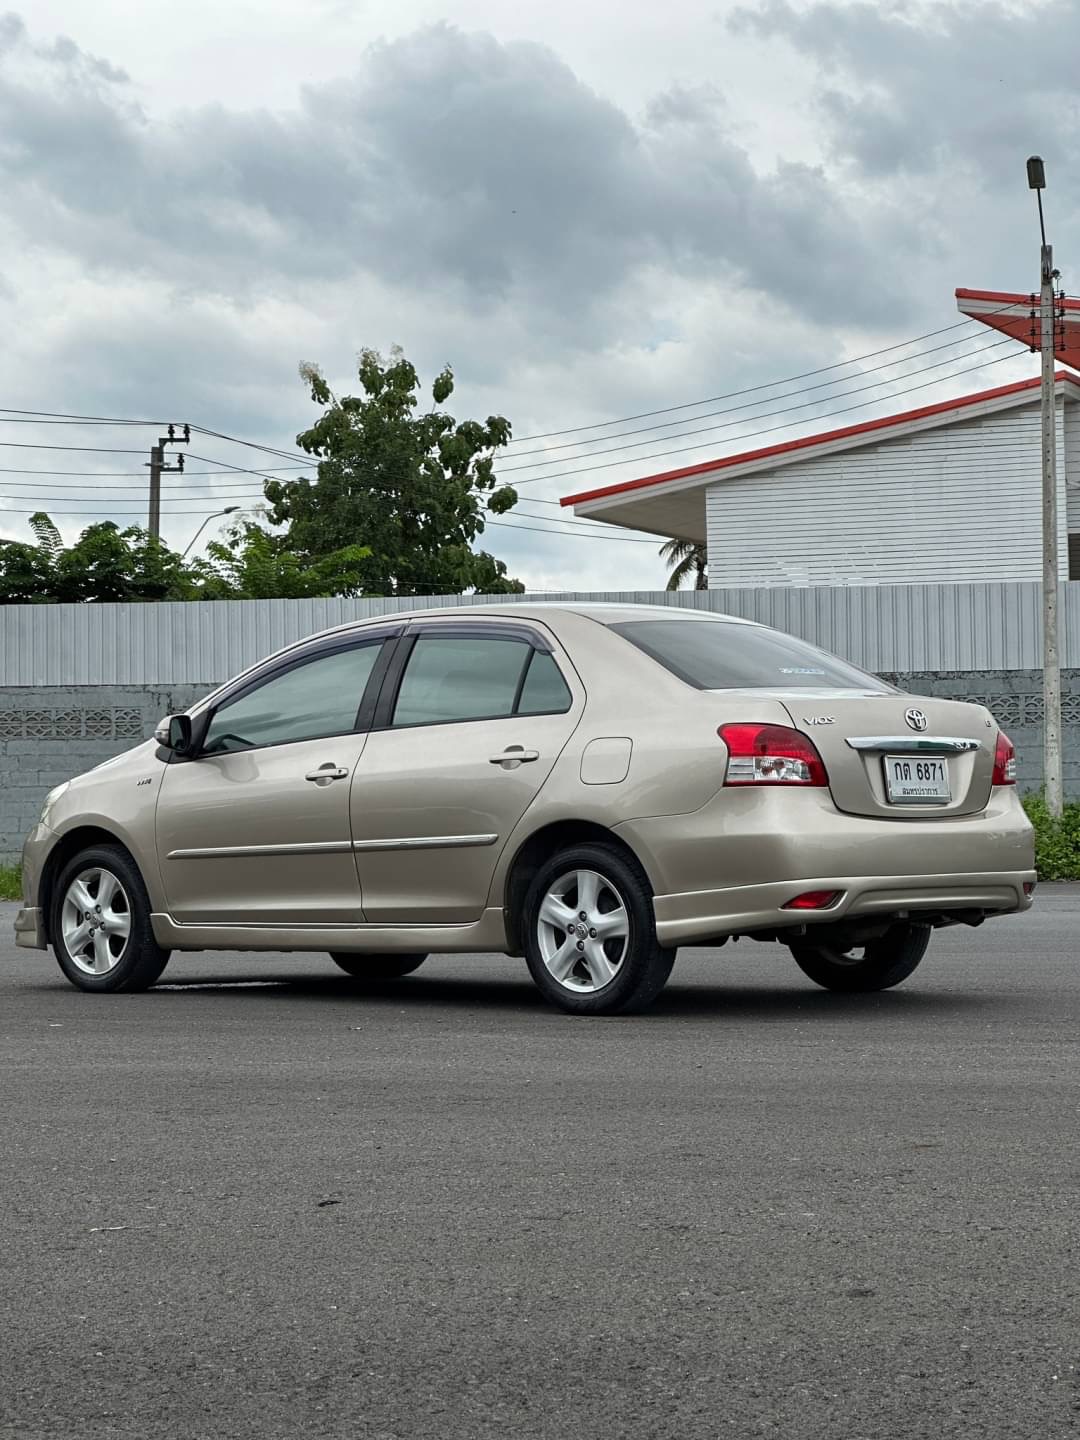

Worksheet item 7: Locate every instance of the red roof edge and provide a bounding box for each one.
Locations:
[956,285,1080,312]
[561,372,1074,508]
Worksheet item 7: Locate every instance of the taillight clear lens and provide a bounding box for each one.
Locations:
[719,723,829,787]
[992,731,1017,786]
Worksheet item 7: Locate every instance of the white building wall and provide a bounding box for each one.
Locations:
[705,399,1068,588]
[1065,396,1080,533]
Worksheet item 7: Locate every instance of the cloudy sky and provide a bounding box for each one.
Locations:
[1,0,1076,590]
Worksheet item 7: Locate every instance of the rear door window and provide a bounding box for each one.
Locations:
[610,619,891,692]
[392,636,531,726]
[391,634,574,726]
[516,650,573,715]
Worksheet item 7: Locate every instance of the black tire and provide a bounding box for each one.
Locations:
[329,953,428,980]
[789,921,931,992]
[522,842,675,1016]
[50,844,171,994]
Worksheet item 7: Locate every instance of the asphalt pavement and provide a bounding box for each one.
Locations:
[2,892,1078,1440]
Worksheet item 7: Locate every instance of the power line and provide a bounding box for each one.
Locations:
[531,349,1029,491]
[0,327,1037,523]
[182,318,1032,484]
[0,464,309,479]
[0,416,160,427]
[0,406,170,425]
[0,440,150,454]
[501,330,1016,461]
[1,453,1056,506]
[0,503,263,516]
[482,517,665,545]
[0,475,300,492]
[0,343,1034,523]
[180,454,664,546]
[189,426,313,465]
[0,318,989,442]
[499,312,1020,444]
[0,297,1036,471]
[500,337,1020,477]
[507,505,660,538]
[0,488,265,503]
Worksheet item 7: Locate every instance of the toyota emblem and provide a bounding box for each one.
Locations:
[905,707,929,732]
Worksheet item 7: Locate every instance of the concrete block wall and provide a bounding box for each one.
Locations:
[885,669,1080,795]
[0,685,207,865]
[0,672,1073,864]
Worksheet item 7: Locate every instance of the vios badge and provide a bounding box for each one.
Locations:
[905,708,929,732]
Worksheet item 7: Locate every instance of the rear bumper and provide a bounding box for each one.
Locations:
[615,785,1036,947]
[651,871,1033,946]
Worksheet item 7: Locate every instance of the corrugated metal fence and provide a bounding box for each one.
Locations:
[0,582,1073,686]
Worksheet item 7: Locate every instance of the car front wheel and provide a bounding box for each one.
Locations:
[789,921,931,992]
[522,843,675,1015]
[51,844,171,993]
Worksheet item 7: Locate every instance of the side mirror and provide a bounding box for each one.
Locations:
[154,713,193,755]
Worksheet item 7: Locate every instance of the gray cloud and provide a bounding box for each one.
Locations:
[0,3,1057,586]
[0,15,908,328]
[730,0,1080,188]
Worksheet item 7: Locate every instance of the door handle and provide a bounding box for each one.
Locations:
[489,746,540,769]
[305,764,350,785]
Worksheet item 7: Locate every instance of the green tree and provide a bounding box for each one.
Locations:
[660,537,709,591]
[0,515,204,603]
[194,519,372,599]
[0,512,371,604]
[264,349,523,596]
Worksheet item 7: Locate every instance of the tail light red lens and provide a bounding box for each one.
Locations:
[992,731,1017,786]
[783,890,842,911]
[719,723,829,787]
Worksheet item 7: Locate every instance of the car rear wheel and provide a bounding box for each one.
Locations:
[789,921,931,992]
[522,843,675,1015]
[51,844,171,993]
[329,953,427,980]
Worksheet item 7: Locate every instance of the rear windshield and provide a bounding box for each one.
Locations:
[609,619,892,692]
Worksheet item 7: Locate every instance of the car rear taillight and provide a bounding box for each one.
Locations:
[992,731,1017,786]
[719,723,828,787]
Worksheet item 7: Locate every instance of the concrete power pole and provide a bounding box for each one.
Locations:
[146,424,190,543]
[1027,157,1063,817]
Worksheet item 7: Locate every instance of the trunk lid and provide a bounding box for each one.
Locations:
[740,689,996,819]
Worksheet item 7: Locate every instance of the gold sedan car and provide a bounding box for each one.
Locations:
[15,604,1035,1014]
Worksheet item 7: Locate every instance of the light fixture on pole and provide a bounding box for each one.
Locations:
[1027,156,1063,818]
[181,506,240,560]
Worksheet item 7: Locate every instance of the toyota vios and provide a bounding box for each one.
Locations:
[15,604,1035,1014]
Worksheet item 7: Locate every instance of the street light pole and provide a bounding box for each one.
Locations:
[1027,156,1063,817]
[181,506,240,560]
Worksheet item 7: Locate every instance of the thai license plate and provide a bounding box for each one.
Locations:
[884,755,951,805]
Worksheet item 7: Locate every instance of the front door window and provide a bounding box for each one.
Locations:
[203,644,382,754]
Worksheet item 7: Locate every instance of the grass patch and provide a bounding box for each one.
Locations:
[0,863,22,901]
[1022,793,1080,880]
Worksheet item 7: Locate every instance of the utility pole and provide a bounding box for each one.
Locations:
[146,423,190,542]
[1027,158,1063,817]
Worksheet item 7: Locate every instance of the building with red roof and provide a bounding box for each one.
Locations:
[560,291,1080,587]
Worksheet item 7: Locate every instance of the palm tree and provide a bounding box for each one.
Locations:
[660,538,708,591]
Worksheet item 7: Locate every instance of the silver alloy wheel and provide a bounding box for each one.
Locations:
[536,868,630,993]
[60,867,132,976]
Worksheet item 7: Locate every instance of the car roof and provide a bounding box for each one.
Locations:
[192,601,761,712]
[317,600,759,638]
